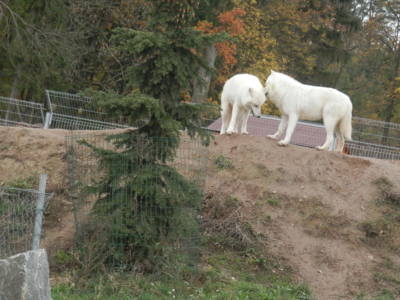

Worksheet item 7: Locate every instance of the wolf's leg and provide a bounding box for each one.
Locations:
[241,110,250,134]
[317,116,337,150]
[334,129,345,152]
[227,103,239,134]
[220,102,232,135]
[236,109,244,133]
[268,115,288,139]
[278,114,298,146]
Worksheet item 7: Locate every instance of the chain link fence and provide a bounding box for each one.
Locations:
[0,96,45,127]
[0,186,52,259]
[66,132,208,271]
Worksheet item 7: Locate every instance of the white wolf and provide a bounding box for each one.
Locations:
[264,71,352,152]
[220,73,266,135]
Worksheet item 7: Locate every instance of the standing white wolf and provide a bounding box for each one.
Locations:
[264,71,353,152]
[220,74,266,135]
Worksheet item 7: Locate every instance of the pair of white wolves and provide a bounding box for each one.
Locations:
[219,72,353,152]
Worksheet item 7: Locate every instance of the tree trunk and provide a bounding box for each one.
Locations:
[192,44,217,103]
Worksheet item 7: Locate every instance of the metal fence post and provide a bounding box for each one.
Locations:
[43,112,53,129]
[32,174,48,250]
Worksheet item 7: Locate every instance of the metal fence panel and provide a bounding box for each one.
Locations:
[345,140,400,160]
[46,90,107,121]
[0,187,52,259]
[66,132,208,270]
[0,96,45,127]
[48,113,129,130]
[207,114,400,159]
[45,90,128,130]
[352,117,400,148]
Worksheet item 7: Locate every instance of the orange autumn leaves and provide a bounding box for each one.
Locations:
[196,8,245,84]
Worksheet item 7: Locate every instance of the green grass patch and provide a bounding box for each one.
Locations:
[3,176,37,189]
[52,248,311,300]
[213,155,234,170]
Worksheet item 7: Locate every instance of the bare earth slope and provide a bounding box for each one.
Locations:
[206,134,400,300]
[0,127,399,299]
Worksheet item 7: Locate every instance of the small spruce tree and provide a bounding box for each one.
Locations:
[77,0,226,271]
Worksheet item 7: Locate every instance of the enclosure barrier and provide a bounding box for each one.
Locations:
[66,132,208,271]
[47,113,129,131]
[207,114,400,159]
[0,89,399,159]
[345,140,400,160]
[45,90,127,130]
[0,96,45,127]
[352,117,400,148]
[0,178,52,259]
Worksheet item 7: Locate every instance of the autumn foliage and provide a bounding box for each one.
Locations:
[196,8,245,85]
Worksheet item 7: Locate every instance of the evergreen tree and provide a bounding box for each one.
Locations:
[77,0,225,271]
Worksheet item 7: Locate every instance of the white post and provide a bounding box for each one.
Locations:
[43,112,53,129]
[32,174,48,250]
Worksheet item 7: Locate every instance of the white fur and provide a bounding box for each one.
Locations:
[220,74,266,135]
[264,71,353,152]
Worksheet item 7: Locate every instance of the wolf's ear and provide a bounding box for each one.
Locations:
[271,70,275,74]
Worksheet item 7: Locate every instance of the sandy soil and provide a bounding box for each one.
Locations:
[0,126,399,299]
[205,134,400,300]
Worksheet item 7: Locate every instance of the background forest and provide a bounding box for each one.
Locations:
[0,0,399,123]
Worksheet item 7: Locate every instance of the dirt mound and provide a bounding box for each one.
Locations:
[0,127,74,255]
[0,127,399,299]
[206,134,400,300]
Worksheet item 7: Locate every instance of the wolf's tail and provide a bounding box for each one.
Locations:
[339,105,352,141]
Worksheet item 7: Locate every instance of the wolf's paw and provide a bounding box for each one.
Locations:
[315,146,327,151]
[226,130,234,135]
[278,140,288,146]
[241,131,249,135]
[267,134,277,140]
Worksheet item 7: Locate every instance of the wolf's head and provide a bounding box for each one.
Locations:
[264,70,282,105]
[247,86,266,117]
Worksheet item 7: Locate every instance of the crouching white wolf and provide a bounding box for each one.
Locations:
[264,71,353,152]
[220,74,266,135]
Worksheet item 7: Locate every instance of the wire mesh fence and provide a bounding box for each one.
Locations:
[48,113,129,130]
[46,90,107,121]
[352,117,400,148]
[66,132,208,272]
[0,187,52,259]
[45,90,127,130]
[0,96,45,127]
[207,114,400,159]
[345,140,400,160]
